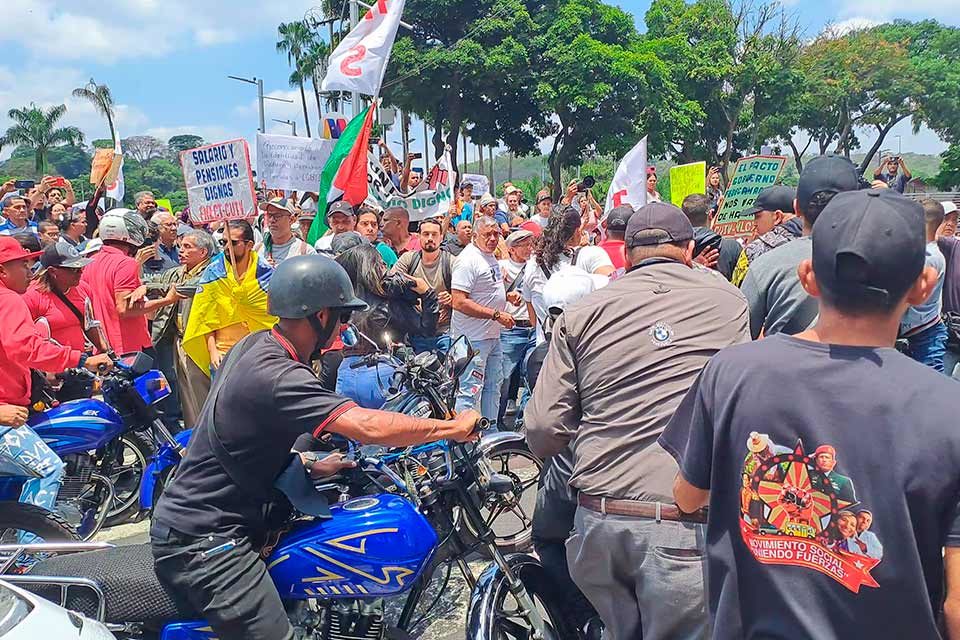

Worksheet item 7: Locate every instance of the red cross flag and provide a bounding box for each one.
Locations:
[321,0,407,97]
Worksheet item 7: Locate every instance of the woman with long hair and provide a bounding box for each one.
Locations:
[707,165,726,211]
[335,243,439,408]
[522,206,614,342]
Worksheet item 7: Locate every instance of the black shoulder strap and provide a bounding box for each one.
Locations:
[51,287,85,326]
[571,246,583,268]
[441,250,453,291]
[408,250,422,276]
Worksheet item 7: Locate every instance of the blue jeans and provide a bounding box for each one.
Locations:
[409,334,452,355]
[905,322,948,372]
[498,327,535,424]
[336,356,397,409]
[0,424,65,543]
[455,337,504,429]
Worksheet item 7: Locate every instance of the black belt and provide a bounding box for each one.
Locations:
[513,320,533,328]
[578,494,707,524]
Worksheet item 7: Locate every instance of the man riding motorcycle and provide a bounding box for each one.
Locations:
[151,254,481,640]
[0,236,113,539]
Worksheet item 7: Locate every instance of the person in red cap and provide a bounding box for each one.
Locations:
[0,236,113,538]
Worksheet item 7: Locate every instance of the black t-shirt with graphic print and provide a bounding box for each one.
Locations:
[659,334,960,639]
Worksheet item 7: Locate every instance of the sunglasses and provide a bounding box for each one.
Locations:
[54,266,83,274]
[219,238,249,247]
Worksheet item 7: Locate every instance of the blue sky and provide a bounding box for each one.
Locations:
[0,0,956,167]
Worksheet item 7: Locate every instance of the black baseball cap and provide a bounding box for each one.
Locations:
[797,155,863,218]
[746,186,796,217]
[40,243,93,269]
[606,205,634,233]
[624,202,694,248]
[327,201,355,218]
[812,189,925,306]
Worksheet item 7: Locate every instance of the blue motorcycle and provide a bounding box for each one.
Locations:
[10,337,571,640]
[11,348,186,541]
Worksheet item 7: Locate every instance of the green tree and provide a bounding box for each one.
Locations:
[167,135,205,159]
[91,138,114,149]
[46,145,92,178]
[277,21,314,137]
[0,103,83,174]
[932,144,960,190]
[72,78,116,142]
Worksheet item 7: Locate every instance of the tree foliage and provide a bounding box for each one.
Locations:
[72,78,116,142]
[0,104,84,173]
[167,135,205,160]
[122,135,167,164]
[277,21,314,137]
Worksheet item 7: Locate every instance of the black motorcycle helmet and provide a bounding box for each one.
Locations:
[269,255,367,356]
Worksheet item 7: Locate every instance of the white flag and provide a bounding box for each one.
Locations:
[106,135,124,202]
[604,137,647,213]
[321,0,406,96]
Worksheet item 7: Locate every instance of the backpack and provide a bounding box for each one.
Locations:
[407,249,453,292]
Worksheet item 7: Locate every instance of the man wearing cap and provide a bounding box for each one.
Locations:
[729,185,801,286]
[525,202,749,640]
[662,189,960,640]
[255,197,315,266]
[313,201,357,253]
[497,227,536,423]
[23,244,101,352]
[599,205,632,270]
[937,201,960,378]
[0,237,113,537]
[741,155,862,339]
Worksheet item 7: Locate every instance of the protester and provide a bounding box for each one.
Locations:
[450,216,513,427]
[183,220,275,376]
[48,203,66,224]
[741,155,861,339]
[938,201,960,378]
[443,219,472,256]
[681,193,742,280]
[0,195,39,236]
[526,202,749,640]
[381,206,419,255]
[36,220,60,248]
[134,191,158,220]
[314,201,357,252]
[57,209,88,249]
[81,210,180,355]
[451,182,474,227]
[24,244,99,353]
[392,218,455,353]
[498,190,524,231]
[522,206,614,341]
[645,167,662,203]
[706,165,725,210]
[336,243,438,408]
[899,199,947,370]
[351,206,395,268]
[529,190,553,229]
[873,155,911,193]
[255,197,315,265]
[141,212,181,276]
[730,185,801,286]
[661,189,958,640]
[476,193,499,222]
[497,228,536,424]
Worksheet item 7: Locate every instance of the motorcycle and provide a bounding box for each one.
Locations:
[0,451,78,546]
[9,337,571,640]
[13,317,185,540]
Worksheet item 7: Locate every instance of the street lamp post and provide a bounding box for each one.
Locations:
[228,76,294,133]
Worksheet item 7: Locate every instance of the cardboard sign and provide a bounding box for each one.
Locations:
[461,173,490,197]
[713,155,787,238]
[366,151,456,221]
[256,133,336,193]
[90,148,121,186]
[181,139,256,225]
[669,161,706,207]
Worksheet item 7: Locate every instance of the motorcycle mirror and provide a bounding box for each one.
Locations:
[446,336,475,379]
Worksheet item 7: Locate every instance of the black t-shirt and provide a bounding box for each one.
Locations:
[659,334,960,639]
[153,329,355,540]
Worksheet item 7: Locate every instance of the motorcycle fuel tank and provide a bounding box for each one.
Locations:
[268,494,438,599]
[27,398,125,456]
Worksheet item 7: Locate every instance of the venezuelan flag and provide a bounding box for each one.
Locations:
[182,251,277,375]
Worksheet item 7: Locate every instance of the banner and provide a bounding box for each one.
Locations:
[605,137,647,213]
[366,150,456,221]
[713,155,787,238]
[181,139,256,225]
[461,173,489,196]
[256,133,336,193]
[321,0,407,97]
[669,161,706,207]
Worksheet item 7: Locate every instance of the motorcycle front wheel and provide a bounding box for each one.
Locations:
[105,431,154,526]
[474,442,542,554]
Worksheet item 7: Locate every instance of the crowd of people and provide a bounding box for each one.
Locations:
[1,143,960,639]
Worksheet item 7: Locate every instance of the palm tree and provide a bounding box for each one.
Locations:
[0,103,84,174]
[72,78,117,143]
[302,36,333,117]
[277,21,313,137]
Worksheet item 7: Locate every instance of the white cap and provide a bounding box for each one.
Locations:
[941,201,958,216]
[542,265,608,313]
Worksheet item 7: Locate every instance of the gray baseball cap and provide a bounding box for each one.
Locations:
[624,202,695,248]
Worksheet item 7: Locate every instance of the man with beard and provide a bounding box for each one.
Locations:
[393,217,455,353]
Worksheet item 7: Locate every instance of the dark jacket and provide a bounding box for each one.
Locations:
[344,274,439,356]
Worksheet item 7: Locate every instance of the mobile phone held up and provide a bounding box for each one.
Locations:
[14,179,34,190]
[51,177,67,188]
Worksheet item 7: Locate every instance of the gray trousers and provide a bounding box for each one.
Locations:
[566,506,708,640]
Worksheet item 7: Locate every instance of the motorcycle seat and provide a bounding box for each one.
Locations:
[27,542,198,624]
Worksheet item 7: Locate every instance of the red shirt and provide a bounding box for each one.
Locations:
[23,282,94,352]
[0,283,82,406]
[599,239,626,270]
[80,245,152,354]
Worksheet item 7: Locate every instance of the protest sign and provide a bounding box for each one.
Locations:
[461,173,489,196]
[155,198,174,214]
[90,148,121,186]
[181,139,256,225]
[669,161,706,207]
[256,133,336,193]
[605,137,647,212]
[366,150,456,221]
[713,155,787,238]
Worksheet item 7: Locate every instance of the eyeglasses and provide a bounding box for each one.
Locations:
[218,238,249,247]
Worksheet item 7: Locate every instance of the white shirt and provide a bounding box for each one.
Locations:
[450,243,507,342]
[522,246,612,342]
[314,231,335,252]
[499,258,530,323]
[528,214,550,229]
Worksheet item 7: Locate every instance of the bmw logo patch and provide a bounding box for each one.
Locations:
[649,321,674,347]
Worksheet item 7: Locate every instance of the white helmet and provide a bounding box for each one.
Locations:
[99,209,149,247]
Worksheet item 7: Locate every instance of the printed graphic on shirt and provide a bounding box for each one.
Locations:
[739,432,882,593]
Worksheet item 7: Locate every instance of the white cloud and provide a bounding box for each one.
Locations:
[195,28,239,46]
[826,16,880,36]
[836,0,960,24]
